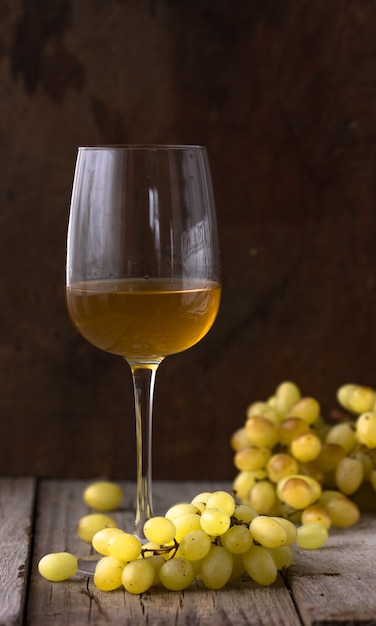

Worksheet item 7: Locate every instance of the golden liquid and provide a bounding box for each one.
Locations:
[66,278,221,361]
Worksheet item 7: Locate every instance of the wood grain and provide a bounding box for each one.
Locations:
[0,478,35,626]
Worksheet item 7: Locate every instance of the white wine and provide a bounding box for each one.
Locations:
[66,278,221,360]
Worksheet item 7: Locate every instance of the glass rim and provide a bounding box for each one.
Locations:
[77,144,206,151]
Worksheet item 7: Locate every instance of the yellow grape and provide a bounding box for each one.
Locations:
[83,481,123,511]
[201,545,233,590]
[77,513,117,543]
[159,557,195,591]
[232,503,259,524]
[269,516,297,544]
[290,432,322,462]
[92,527,124,555]
[234,446,271,471]
[122,558,155,594]
[173,513,202,541]
[296,523,328,549]
[200,507,231,536]
[230,427,252,451]
[94,556,125,591]
[206,491,236,516]
[268,545,294,570]
[38,552,78,582]
[315,443,346,472]
[165,502,200,520]
[107,532,142,561]
[248,480,277,514]
[245,415,279,448]
[338,384,375,414]
[356,412,376,448]
[143,516,176,544]
[243,545,277,585]
[274,381,301,416]
[335,457,364,495]
[266,453,299,483]
[222,524,253,554]
[249,516,287,548]
[325,422,357,454]
[319,490,360,527]
[278,417,309,445]
[287,396,320,425]
[277,476,315,510]
[301,504,331,529]
[178,529,211,560]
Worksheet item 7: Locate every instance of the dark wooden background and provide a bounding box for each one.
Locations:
[1,0,376,481]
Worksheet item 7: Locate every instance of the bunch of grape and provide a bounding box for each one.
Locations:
[231,381,376,531]
[38,481,327,593]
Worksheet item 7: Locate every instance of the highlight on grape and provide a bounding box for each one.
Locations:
[38,381,376,595]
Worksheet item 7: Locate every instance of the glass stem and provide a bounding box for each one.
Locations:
[129,363,160,538]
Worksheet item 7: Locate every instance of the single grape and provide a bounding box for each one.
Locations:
[230,427,252,451]
[338,384,376,414]
[38,552,78,582]
[290,432,322,463]
[165,502,200,520]
[200,507,231,536]
[159,557,195,591]
[269,516,297,545]
[245,415,279,448]
[201,545,233,589]
[83,480,123,511]
[319,490,360,527]
[191,492,212,505]
[107,532,142,561]
[122,558,155,594]
[232,503,259,524]
[234,445,271,471]
[296,523,328,549]
[335,456,364,495]
[143,516,176,544]
[325,422,357,454]
[94,556,125,591]
[178,529,212,560]
[266,453,299,483]
[233,470,267,500]
[222,524,253,554]
[277,476,314,510]
[301,504,331,529]
[356,412,376,448]
[287,396,320,425]
[206,491,236,516]
[248,480,277,514]
[77,513,117,543]
[243,545,277,585]
[249,516,287,548]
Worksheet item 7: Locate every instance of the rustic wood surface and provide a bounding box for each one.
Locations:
[1,477,375,626]
[2,1,376,481]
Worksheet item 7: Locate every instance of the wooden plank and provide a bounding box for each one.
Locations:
[286,513,376,625]
[0,477,36,626]
[27,480,302,625]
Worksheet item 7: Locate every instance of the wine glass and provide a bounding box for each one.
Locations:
[65,144,221,539]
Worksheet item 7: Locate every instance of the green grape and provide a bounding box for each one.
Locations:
[268,545,294,570]
[315,443,346,472]
[77,513,117,543]
[159,557,195,591]
[107,532,142,561]
[319,490,360,527]
[356,412,376,448]
[206,491,236,516]
[165,502,200,520]
[248,480,277,514]
[338,384,376,414]
[266,453,299,483]
[200,507,231,536]
[38,552,78,582]
[269,516,297,545]
[296,523,328,549]
[287,396,320,425]
[83,480,123,511]
[201,545,233,589]
[274,381,301,416]
[122,558,155,594]
[191,492,212,505]
[233,503,259,524]
[178,529,212,560]
[245,415,279,448]
[290,432,322,463]
[278,417,310,445]
[243,545,277,585]
[233,470,267,500]
[222,524,253,554]
[230,427,252,451]
[335,456,364,495]
[325,422,357,454]
[92,527,124,555]
[301,504,331,529]
[173,513,202,541]
[277,476,315,510]
[143,516,176,544]
[249,516,287,548]
[94,556,125,591]
[234,445,271,471]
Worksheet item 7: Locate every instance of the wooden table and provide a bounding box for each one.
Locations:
[1,477,376,626]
